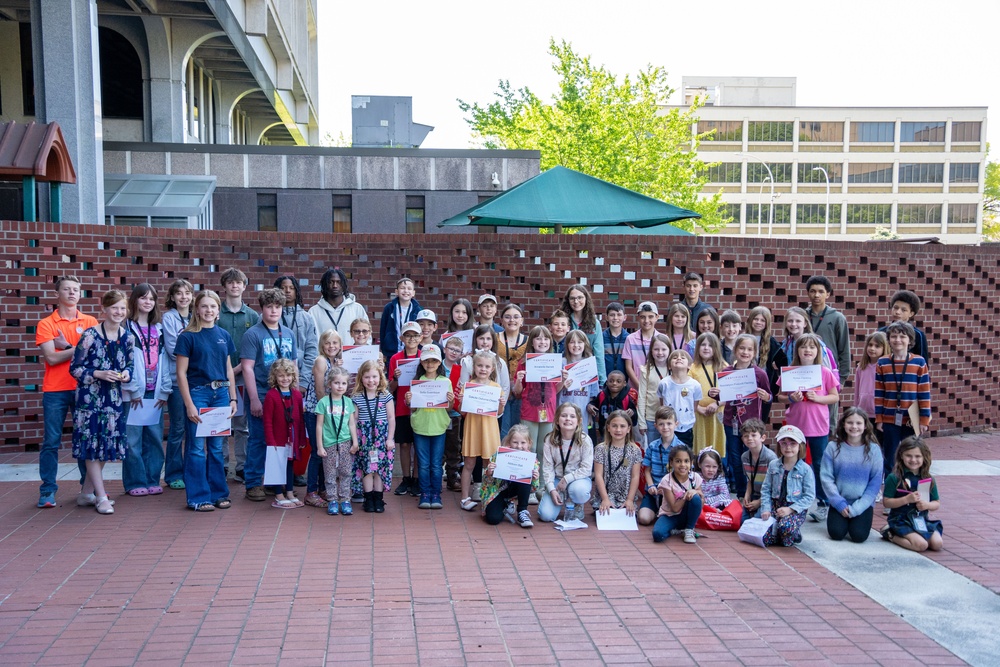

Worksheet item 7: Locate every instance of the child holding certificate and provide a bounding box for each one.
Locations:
[513,326,560,489]
[482,425,538,528]
[263,359,307,509]
[722,335,771,500]
[458,351,504,511]
[406,346,454,509]
[591,411,642,517]
[388,321,422,499]
[880,436,942,552]
[558,330,600,435]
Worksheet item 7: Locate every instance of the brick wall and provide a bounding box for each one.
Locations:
[2,220,997,453]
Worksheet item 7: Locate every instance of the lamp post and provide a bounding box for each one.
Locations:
[741,153,774,236]
[757,176,771,236]
[811,166,831,240]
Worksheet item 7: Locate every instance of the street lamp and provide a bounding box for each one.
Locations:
[811,166,831,240]
[740,153,774,236]
[757,176,771,236]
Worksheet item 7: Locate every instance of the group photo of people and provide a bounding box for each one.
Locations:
[34,266,940,552]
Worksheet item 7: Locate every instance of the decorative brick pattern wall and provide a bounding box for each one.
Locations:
[2,221,997,453]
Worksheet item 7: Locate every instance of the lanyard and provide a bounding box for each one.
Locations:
[504,333,525,369]
[748,453,764,499]
[265,326,285,359]
[179,312,189,329]
[395,302,412,347]
[328,396,347,440]
[281,308,298,334]
[672,333,685,351]
[558,439,574,476]
[652,364,665,381]
[131,320,153,367]
[809,307,828,333]
[281,392,294,441]
[97,323,123,372]
[606,445,629,483]
[701,362,717,388]
[639,332,651,362]
[890,354,910,398]
[361,391,380,439]
[324,308,344,333]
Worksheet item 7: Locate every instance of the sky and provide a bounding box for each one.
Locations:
[317,0,997,150]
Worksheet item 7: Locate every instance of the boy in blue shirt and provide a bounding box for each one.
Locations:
[637,406,683,526]
[602,302,629,377]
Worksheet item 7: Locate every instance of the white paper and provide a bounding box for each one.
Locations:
[595,507,639,531]
[554,519,588,531]
[126,399,162,426]
[440,330,474,354]
[409,379,450,409]
[195,407,232,437]
[395,357,420,387]
[563,356,599,391]
[526,353,564,383]
[737,516,775,548]
[493,447,536,483]
[342,345,380,374]
[460,382,501,416]
[717,367,759,402]
[264,445,289,485]
[780,365,823,392]
[917,478,932,503]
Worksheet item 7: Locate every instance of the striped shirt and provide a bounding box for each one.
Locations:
[874,354,931,428]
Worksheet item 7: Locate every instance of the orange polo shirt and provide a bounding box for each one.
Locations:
[36,309,98,392]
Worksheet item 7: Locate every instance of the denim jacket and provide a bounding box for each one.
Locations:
[760,458,815,515]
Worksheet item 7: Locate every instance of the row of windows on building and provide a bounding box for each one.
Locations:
[706,162,981,185]
[256,194,426,233]
[722,202,977,227]
[699,120,982,144]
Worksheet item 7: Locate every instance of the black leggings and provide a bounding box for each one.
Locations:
[826,506,874,543]
[483,483,532,525]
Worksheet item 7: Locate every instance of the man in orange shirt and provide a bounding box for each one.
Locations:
[35,276,97,508]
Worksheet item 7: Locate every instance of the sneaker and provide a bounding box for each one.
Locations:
[393,477,411,496]
[408,480,420,498]
[683,529,697,544]
[883,507,891,516]
[517,510,534,528]
[419,496,432,510]
[327,500,339,515]
[245,486,267,502]
[503,502,517,524]
[528,494,539,505]
[429,496,443,510]
[880,525,893,541]
[340,501,353,516]
[37,493,56,509]
[793,534,803,544]
[233,468,245,484]
[809,506,829,523]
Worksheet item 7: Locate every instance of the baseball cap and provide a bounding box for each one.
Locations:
[637,301,659,315]
[401,321,422,336]
[415,309,437,323]
[775,425,806,444]
[478,294,498,306]
[419,345,442,362]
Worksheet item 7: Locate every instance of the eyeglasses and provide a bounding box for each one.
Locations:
[568,296,586,302]
[352,329,370,335]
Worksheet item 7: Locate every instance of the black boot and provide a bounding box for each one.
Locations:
[408,477,420,497]
[374,491,385,513]
[393,477,410,496]
[363,491,375,513]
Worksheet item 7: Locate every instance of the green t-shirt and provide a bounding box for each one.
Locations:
[409,375,452,436]
[315,395,355,446]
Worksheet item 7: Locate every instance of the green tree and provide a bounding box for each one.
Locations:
[984,159,999,241]
[458,40,726,233]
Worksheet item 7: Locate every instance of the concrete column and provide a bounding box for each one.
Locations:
[142,16,184,143]
[30,0,104,224]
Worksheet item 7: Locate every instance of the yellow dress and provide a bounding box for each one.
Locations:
[689,362,726,457]
[462,380,502,459]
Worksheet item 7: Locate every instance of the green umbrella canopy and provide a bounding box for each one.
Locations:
[438,165,701,229]
[579,223,692,236]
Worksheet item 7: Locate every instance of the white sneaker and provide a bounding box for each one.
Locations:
[517,510,534,528]
[471,482,482,499]
[808,506,828,523]
[575,504,586,522]
[528,494,539,505]
[503,502,516,524]
[683,529,696,544]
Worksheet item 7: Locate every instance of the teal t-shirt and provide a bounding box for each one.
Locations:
[315,394,355,445]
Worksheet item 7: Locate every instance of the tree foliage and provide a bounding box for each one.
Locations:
[984,158,999,242]
[458,40,726,233]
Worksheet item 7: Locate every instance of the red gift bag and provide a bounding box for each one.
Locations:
[696,499,743,532]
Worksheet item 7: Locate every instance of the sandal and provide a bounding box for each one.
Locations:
[95,497,115,514]
[286,495,304,507]
[168,480,185,490]
[271,499,296,509]
[192,503,215,512]
[127,488,149,497]
[460,497,478,512]
[214,499,232,509]
[304,492,325,507]
[147,486,164,495]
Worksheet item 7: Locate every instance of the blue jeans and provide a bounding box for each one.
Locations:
[652,494,703,541]
[414,432,446,499]
[880,423,914,478]
[538,478,593,522]
[305,414,325,494]
[806,435,829,504]
[183,385,229,507]
[500,398,521,440]
[40,390,86,496]
[123,391,165,490]
[725,429,746,500]
[164,389,186,483]
[245,411,266,488]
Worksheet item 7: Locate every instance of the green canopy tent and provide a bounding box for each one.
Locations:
[438,165,700,233]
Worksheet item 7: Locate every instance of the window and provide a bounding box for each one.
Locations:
[949,163,980,184]
[405,195,424,234]
[747,163,792,183]
[850,122,894,143]
[719,203,741,225]
[332,194,351,233]
[746,204,791,227]
[799,121,844,143]
[797,204,842,226]
[898,163,944,184]
[846,204,891,225]
[698,120,743,141]
[706,163,742,183]
[257,193,276,232]
[19,23,34,116]
[747,121,794,142]
[897,204,941,225]
[951,122,982,143]
[900,122,945,143]
[949,203,977,225]
[848,163,893,184]
[798,163,843,184]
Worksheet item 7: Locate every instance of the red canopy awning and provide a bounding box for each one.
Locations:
[0,121,77,184]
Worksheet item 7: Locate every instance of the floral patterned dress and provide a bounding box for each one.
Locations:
[71,325,134,461]
[352,390,394,494]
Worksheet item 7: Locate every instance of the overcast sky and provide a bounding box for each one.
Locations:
[318,0,996,150]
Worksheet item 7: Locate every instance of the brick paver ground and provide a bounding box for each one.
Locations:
[0,433,994,665]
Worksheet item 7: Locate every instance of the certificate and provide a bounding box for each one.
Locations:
[342,345,380,373]
[526,353,563,383]
[780,365,822,392]
[460,382,501,416]
[717,367,759,402]
[917,478,933,503]
[493,446,536,484]
[595,507,639,531]
[563,357,598,391]
[409,379,450,409]
[395,357,420,387]
[440,330,474,354]
[126,398,162,426]
[195,407,232,437]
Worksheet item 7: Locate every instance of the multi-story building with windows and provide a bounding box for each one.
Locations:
[680,77,988,243]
